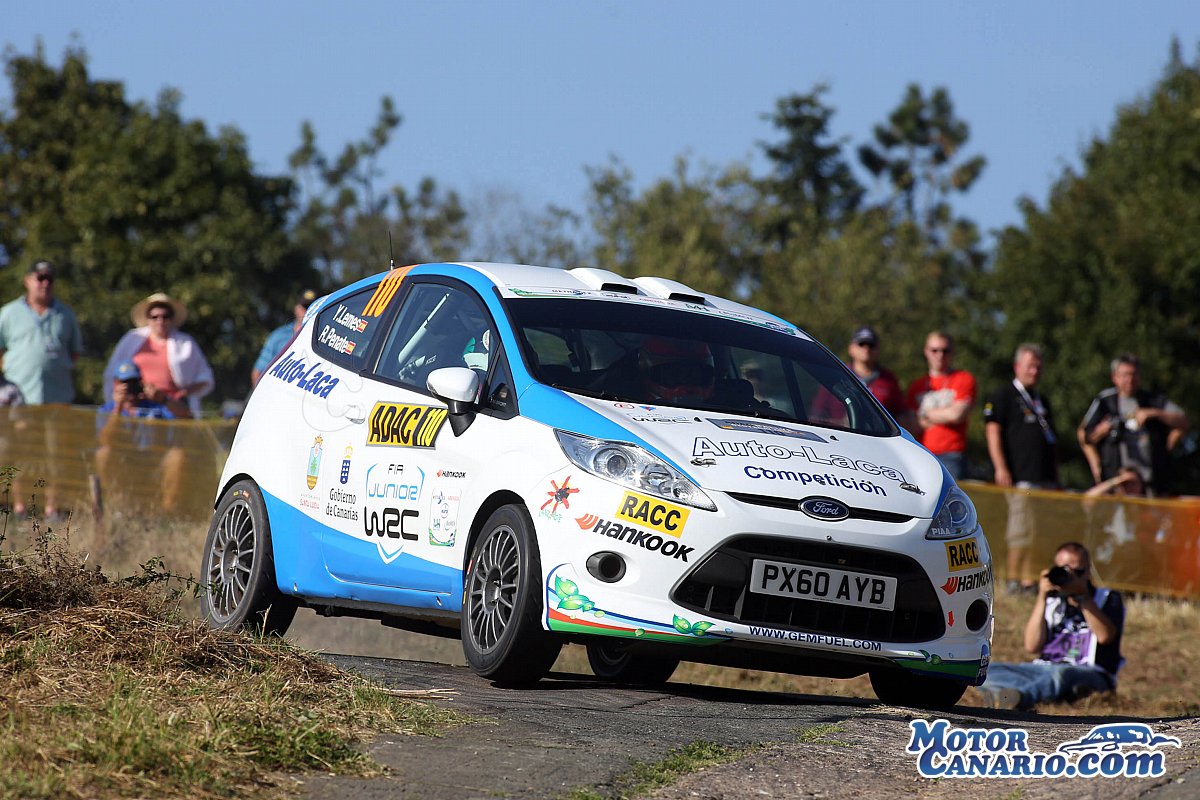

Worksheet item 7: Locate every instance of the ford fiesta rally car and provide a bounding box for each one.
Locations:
[201,262,993,708]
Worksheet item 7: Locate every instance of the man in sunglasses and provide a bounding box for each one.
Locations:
[0,260,84,519]
[0,260,83,405]
[906,330,976,479]
[976,541,1124,710]
[845,326,911,427]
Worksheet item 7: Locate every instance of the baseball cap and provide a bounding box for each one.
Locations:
[851,326,878,346]
[114,361,142,382]
[29,260,56,278]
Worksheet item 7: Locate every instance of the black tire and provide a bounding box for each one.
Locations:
[869,668,967,710]
[461,504,561,684]
[587,640,679,686]
[200,480,298,636]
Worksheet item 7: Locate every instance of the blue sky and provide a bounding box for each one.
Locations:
[6,2,1199,244]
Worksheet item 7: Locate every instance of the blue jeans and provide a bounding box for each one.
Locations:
[937,451,965,480]
[983,662,1115,709]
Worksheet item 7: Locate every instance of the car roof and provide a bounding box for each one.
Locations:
[441,261,808,340]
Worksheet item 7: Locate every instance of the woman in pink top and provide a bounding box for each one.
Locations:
[102,292,214,418]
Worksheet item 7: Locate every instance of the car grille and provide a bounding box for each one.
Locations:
[672,535,944,643]
[725,491,914,523]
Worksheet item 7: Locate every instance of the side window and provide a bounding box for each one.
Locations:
[311,288,386,370]
[376,283,496,393]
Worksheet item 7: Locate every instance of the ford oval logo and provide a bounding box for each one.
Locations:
[799,497,849,521]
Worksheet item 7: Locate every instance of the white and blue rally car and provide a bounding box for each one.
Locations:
[201,262,993,708]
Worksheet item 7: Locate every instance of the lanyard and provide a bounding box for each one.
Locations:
[1012,378,1056,443]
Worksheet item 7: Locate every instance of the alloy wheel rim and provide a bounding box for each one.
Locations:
[205,498,257,621]
[467,524,520,652]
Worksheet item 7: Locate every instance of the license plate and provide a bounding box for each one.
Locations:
[749,559,898,611]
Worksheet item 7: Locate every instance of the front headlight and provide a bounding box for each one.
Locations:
[925,485,978,540]
[555,430,716,511]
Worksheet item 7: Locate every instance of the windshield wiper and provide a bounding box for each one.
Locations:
[548,383,625,402]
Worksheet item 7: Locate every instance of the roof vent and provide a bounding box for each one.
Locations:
[631,277,708,305]
[568,267,641,294]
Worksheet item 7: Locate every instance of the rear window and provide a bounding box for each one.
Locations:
[311,288,387,370]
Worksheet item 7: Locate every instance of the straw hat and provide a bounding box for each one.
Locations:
[131,292,189,327]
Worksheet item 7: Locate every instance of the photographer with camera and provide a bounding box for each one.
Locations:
[95,361,185,515]
[977,542,1124,710]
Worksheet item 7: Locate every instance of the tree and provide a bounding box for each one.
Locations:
[0,43,314,402]
[585,156,762,297]
[858,84,986,241]
[758,85,864,244]
[989,40,1200,490]
[288,97,467,284]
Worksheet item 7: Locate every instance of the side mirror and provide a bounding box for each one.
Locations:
[427,367,481,417]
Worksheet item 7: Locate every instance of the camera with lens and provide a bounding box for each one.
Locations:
[1046,565,1084,597]
[121,378,144,396]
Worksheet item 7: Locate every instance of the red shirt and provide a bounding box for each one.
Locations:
[133,336,181,398]
[906,370,976,454]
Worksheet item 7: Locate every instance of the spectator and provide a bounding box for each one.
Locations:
[1078,354,1190,496]
[252,289,318,386]
[0,260,83,404]
[976,542,1123,710]
[983,343,1059,593]
[103,292,213,419]
[96,360,185,514]
[0,260,83,518]
[906,331,976,479]
[845,326,912,426]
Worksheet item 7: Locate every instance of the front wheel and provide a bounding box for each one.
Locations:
[869,668,967,710]
[587,640,679,685]
[200,480,297,636]
[461,504,561,684]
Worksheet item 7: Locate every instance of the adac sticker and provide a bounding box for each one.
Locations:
[614,491,689,537]
[367,402,448,448]
[944,538,982,573]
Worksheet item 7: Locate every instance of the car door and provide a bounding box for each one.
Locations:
[322,278,515,597]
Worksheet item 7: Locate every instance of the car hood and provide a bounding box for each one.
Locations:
[571,397,945,518]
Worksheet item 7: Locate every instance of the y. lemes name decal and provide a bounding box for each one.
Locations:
[269,351,339,397]
[692,437,908,485]
[367,403,448,448]
[333,304,368,332]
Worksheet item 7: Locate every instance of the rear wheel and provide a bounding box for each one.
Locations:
[200,480,297,635]
[869,668,967,710]
[587,640,679,686]
[461,504,561,684]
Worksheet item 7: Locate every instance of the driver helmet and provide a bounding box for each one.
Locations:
[462,329,491,371]
[639,336,715,401]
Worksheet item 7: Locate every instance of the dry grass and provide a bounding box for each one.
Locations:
[0,513,467,800]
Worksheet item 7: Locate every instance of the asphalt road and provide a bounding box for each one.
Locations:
[299,655,1200,800]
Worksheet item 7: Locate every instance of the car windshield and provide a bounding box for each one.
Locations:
[504,297,897,436]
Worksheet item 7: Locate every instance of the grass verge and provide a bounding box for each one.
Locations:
[563,741,749,800]
[0,515,468,800]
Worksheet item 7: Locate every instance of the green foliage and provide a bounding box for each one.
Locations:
[988,40,1200,489]
[0,44,316,403]
[288,96,468,284]
[586,156,762,297]
[759,84,864,242]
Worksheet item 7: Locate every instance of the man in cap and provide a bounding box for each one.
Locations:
[0,260,84,404]
[846,325,911,425]
[251,289,318,387]
[0,260,84,519]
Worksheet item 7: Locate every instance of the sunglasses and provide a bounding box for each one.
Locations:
[854,341,878,349]
[148,312,174,321]
[926,347,951,354]
[34,274,54,283]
